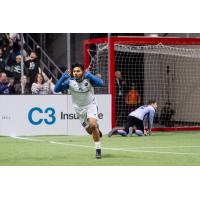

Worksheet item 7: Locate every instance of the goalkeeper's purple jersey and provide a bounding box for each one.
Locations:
[129,105,155,129]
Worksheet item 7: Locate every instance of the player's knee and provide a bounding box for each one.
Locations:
[135,130,144,136]
[86,127,92,135]
[89,122,97,131]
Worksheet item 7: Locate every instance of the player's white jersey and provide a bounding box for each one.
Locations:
[129,105,155,129]
[54,70,104,108]
[69,79,96,107]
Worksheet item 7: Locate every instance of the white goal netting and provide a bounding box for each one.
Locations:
[88,42,200,128]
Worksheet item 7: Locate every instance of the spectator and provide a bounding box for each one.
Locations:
[13,55,28,84]
[8,33,26,58]
[31,73,53,94]
[25,51,39,90]
[160,102,175,127]
[0,33,9,51]
[125,83,141,114]
[14,75,30,94]
[0,72,15,94]
[115,70,126,126]
[0,48,6,73]
[4,48,15,78]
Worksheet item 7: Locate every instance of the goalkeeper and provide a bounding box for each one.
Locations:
[54,63,104,159]
[108,100,157,137]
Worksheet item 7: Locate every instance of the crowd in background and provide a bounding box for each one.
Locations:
[0,33,54,95]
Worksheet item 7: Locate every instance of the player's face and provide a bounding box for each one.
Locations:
[152,102,158,110]
[73,67,84,80]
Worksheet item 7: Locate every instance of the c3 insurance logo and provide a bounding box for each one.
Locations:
[28,107,56,125]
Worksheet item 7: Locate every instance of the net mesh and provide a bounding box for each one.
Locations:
[88,42,200,128]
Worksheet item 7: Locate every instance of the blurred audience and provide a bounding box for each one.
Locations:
[14,75,30,94]
[0,33,55,95]
[31,73,53,94]
[0,48,6,73]
[13,55,28,85]
[25,51,40,91]
[0,72,15,94]
[125,83,141,114]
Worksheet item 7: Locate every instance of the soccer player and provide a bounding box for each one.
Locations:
[108,100,157,137]
[54,63,104,159]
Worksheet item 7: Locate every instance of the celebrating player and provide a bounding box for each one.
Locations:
[108,100,158,137]
[54,63,104,159]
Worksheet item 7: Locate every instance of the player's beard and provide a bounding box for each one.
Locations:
[75,77,83,82]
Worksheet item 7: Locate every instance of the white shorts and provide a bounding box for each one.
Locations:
[74,102,98,128]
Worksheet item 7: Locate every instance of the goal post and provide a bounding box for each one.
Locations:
[84,37,200,131]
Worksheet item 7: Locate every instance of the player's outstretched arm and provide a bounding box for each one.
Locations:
[84,71,104,87]
[54,72,70,92]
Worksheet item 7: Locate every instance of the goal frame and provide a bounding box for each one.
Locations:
[84,37,200,131]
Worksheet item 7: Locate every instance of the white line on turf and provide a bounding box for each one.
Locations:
[11,136,43,142]
[10,136,199,156]
[50,141,197,155]
[122,145,200,149]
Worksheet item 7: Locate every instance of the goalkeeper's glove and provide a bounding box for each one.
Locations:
[147,129,152,135]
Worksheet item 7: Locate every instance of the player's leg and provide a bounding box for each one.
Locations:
[87,117,101,159]
[134,119,145,136]
[108,127,119,137]
[124,116,136,136]
[108,116,135,137]
[97,123,102,138]
[87,104,102,159]
[117,116,135,136]
[78,111,101,159]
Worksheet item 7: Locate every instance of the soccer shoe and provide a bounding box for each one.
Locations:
[96,149,101,159]
[108,128,118,137]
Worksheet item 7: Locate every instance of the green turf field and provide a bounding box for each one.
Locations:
[1,131,200,166]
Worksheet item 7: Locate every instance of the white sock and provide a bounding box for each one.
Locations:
[95,141,101,149]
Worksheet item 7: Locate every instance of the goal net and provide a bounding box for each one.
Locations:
[84,37,200,130]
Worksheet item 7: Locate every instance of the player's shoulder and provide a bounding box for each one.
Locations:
[148,105,155,112]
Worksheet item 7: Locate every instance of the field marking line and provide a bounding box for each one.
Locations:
[10,136,199,156]
[11,136,44,142]
[50,141,94,149]
[11,136,200,150]
[122,145,200,149]
[51,141,198,155]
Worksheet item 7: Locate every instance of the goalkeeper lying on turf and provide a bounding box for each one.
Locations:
[108,100,158,137]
